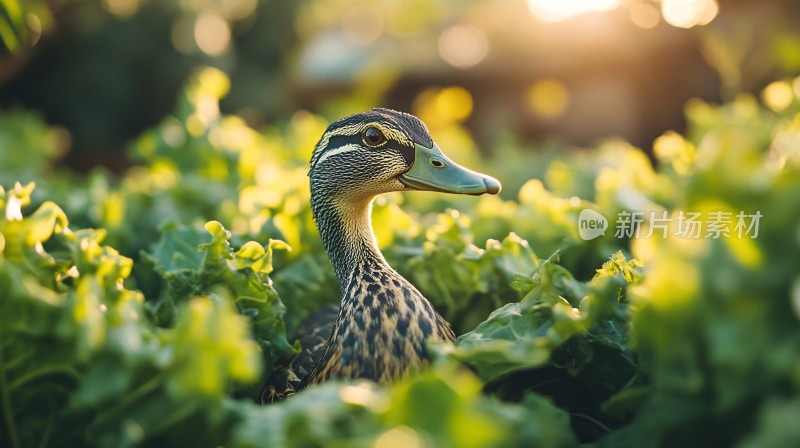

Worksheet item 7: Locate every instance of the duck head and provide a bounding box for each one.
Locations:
[308,108,501,200]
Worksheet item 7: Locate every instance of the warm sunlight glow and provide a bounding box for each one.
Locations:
[438,25,489,69]
[103,0,139,19]
[374,426,424,448]
[343,6,385,45]
[5,190,22,221]
[413,86,474,126]
[194,13,231,56]
[339,384,383,408]
[527,0,622,22]
[629,2,661,29]
[762,81,794,112]
[661,0,719,28]
[527,79,570,119]
[435,86,474,122]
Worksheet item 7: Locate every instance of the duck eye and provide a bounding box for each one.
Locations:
[363,127,387,147]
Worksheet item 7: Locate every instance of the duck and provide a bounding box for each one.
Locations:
[261,108,500,400]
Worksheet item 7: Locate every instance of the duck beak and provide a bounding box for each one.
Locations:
[399,143,501,195]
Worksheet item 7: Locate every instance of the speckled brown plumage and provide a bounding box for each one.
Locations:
[304,256,455,386]
[259,304,337,403]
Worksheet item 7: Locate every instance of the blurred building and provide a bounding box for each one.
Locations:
[1,0,798,168]
[290,0,797,149]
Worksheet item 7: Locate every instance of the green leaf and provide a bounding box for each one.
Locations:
[143,220,295,375]
[23,201,68,245]
[232,364,578,448]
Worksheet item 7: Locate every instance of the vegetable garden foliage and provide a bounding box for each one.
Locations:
[1,68,800,447]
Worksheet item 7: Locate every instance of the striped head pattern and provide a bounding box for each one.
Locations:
[308,108,432,198]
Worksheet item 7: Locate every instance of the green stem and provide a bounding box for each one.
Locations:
[433,273,456,313]
[8,365,81,391]
[0,329,22,448]
[571,413,612,433]
[89,369,169,431]
[35,412,54,448]
[148,400,200,435]
[3,350,32,370]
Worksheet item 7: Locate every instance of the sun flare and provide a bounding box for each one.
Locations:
[527,0,622,22]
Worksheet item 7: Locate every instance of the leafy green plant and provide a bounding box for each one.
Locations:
[0,182,270,447]
[3,70,800,447]
[231,365,578,448]
[600,90,800,447]
[143,220,296,386]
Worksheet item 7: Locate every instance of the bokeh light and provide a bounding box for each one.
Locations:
[629,2,661,29]
[1,0,794,171]
[220,0,258,21]
[103,0,140,19]
[194,13,231,56]
[160,118,186,148]
[342,6,385,45]
[527,79,570,120]
[438,25,489,69]
[435,86,473,122]
[762,81,794,112]
[3,2,800,447]
[661,0,718,28]
[413,86,474,125]
[527,0,622,22]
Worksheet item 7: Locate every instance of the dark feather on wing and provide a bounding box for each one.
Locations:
[259,303,339,403]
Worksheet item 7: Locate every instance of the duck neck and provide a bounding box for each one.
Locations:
[311,193,388,290]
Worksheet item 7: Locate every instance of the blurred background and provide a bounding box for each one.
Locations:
[1,0,799,172]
